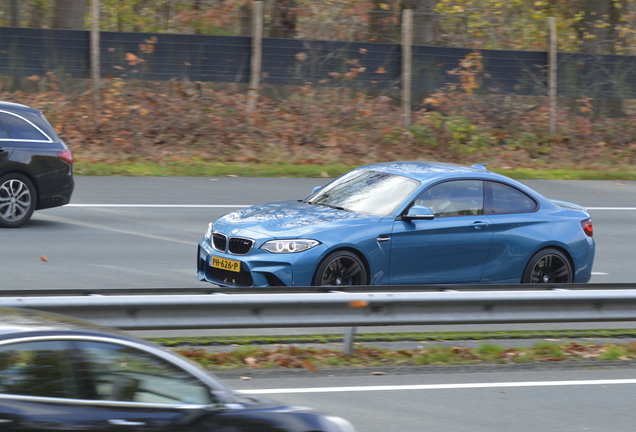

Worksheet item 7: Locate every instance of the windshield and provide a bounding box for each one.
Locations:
[305,170,420,216]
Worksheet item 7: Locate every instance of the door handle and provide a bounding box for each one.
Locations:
[470,221,489,229]
[0,419,13,424]
[108,419,146,426]
[376,235,390,242]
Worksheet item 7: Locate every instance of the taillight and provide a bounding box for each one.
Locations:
[56,149,73,165]
[581,218,593,237]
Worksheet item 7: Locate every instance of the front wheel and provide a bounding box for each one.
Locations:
[521,248,573,284]
[0,174,36,228]
[312,251,368,286]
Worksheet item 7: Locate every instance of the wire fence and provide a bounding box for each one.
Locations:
[2,1,636,119]
[0,1,556,50]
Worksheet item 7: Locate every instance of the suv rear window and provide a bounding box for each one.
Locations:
[0,112,50,141]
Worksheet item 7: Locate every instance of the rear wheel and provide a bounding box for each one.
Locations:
[312,251,368,286]
[521,248,572,283]
[0,174,36,228]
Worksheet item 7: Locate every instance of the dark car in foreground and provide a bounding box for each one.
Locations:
[198,161,595,287]
[0,101,73,228]
[0,307,357,432]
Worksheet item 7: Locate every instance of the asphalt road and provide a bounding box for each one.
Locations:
[2,177,635,336]
[2,177,634,289]
[225,365,636,432]
[2,177,636,432]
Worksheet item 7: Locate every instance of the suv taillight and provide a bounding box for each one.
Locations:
[56,149,73,165]
[581,218,593,237]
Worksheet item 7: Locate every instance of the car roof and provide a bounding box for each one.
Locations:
[359,161,495,182]
[0,307,129,340]
[0,101,39,114]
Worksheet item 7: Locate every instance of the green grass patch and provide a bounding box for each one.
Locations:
[74,159,636,180]
[171,340,636,371]
[74,159,357,178]
[495,168,636,181]
[150,329,636,347]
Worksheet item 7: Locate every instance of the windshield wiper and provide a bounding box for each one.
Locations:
[314,203,351,212]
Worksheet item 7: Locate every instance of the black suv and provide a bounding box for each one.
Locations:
[0,101,74,228]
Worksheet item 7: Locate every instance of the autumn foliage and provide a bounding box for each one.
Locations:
[175,341,636,371]
[7,52,636,173]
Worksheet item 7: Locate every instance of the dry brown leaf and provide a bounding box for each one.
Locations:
[40,255,48,262]
[303,360,318,373]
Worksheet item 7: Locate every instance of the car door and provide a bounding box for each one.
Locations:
[0,338,282,432]
[479,180,541,282]
[389,180,493,284]
[0,118,13,171]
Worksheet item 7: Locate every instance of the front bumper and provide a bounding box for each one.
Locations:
[197,238,326,287]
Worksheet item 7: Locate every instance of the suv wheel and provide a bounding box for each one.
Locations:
[0,173,37,228]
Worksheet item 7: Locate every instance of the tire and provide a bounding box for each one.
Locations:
[521,248,573,284]
[312,250,368,286]
[0,173,37,228]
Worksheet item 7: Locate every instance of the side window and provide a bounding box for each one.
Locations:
[0,340,79,399]
[0,120,9,139]
[414,180,484,217]
[0,112,50,141]
[487,182,537,214]
[77,341,211,405]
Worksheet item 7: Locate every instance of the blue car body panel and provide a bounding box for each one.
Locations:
[197,162,595,287]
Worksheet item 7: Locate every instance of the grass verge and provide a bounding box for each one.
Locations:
[152,330,636,370]
[151,329,636,347]
[74,159,636,180]
[173,340,636,370]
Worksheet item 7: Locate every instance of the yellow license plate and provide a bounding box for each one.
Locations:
[210,256,241,273]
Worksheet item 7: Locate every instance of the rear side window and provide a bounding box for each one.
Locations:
[0,340,79,399]
[77,341,212,405]
[0,112,50,141]
[486,181,537,214]
[0,121,9,139]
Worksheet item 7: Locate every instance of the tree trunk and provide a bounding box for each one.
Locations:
[240,3,252,37]
[269,0,297,39]
[10,0,20,27]
[575,0,625,54]
[53,0,88,30]
[369,0,399,43]
[405,0,438,46]
[574,0,626,117]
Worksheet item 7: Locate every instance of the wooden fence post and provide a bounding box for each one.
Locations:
[247,1,263,126]
[402,8,413,128]
[91,0,100,106]
[548,17,557,135]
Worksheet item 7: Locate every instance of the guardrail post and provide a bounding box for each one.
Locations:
[343,326,357,355]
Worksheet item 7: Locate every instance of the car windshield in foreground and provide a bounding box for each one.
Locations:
[305,169,420,216]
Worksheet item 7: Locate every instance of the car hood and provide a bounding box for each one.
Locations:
[214,201,382,238]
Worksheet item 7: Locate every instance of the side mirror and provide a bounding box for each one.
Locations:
[311,186,322,194]
[402,205,435,221]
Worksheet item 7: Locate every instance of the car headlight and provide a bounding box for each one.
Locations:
[260,239,320,253]
[204,223,213,240]
[324,416,358,432]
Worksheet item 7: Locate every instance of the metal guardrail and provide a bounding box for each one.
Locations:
[3,288,636,330]
[2,283,635,297]
[4,285,636,354]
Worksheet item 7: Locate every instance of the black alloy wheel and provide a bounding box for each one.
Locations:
[522,248,573,283]
[0,173,36,228]
[313,250,368,286]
